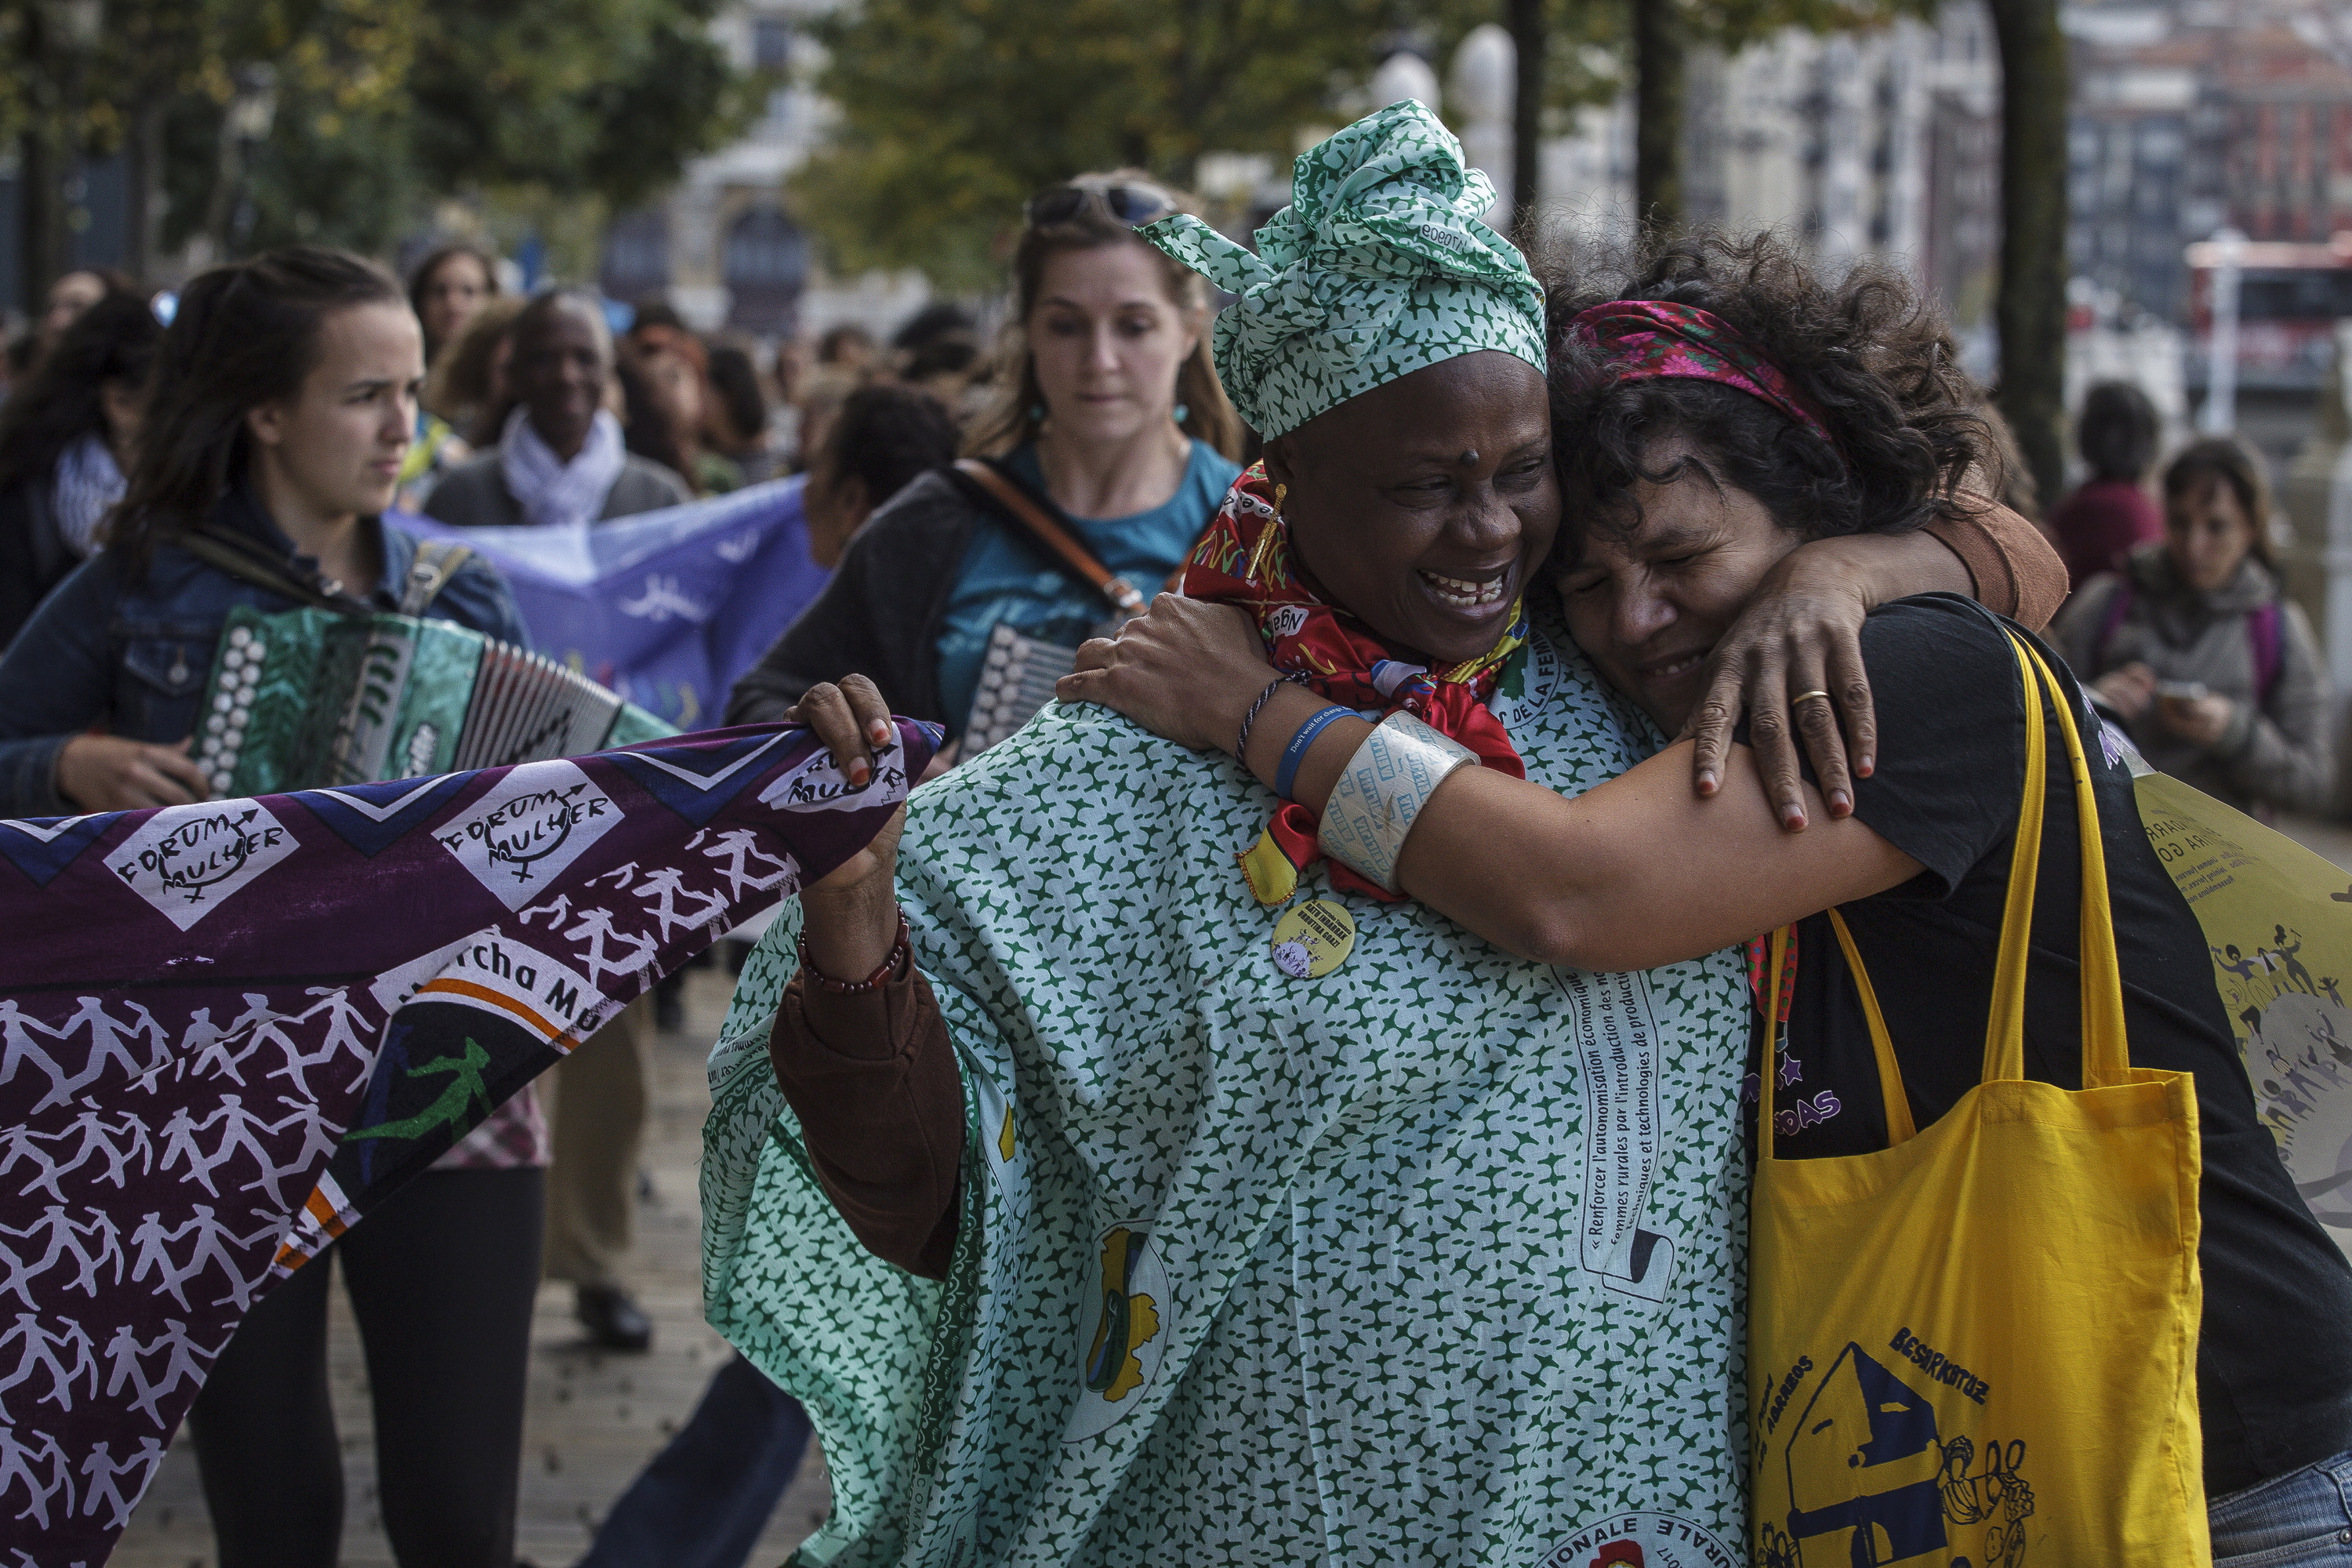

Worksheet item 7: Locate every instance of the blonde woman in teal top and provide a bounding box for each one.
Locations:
[724,171,1244,739]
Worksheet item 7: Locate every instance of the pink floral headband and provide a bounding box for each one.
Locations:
[1565,299,1842,456]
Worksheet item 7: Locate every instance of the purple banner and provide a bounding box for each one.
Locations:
[398,477,827,728]
[0,720,933,1561]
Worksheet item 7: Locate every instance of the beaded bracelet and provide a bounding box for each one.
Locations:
[1274,704,1353,800]
[1235,670,1311,765]
[797,912,911,994]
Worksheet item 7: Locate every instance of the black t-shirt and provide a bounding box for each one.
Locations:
[1744,593,2352,1496]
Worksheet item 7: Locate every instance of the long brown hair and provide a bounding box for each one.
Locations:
[964,170,1242,462]
[108,245,406,577]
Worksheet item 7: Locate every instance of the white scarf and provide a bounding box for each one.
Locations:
[499,405,627,528]
[51,433,123,557]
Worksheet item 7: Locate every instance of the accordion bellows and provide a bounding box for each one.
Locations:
[197,606,675,797]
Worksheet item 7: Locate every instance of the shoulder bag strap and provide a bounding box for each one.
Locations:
[1820,614,2128,1112]
[2248,600,2285,708]
[397,539,475,617]
[949,458,1146,617]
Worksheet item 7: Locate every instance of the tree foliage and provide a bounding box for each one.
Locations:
[13,0,755,267]
[796,0,1508,290]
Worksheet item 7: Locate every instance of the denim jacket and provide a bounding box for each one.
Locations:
[0,488,524,818]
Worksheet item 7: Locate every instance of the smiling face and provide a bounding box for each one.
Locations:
[1026,241,1200,447]
[510,298,612,459]
[1265,351,1555,666]
[245,302,423,522]
[1554,437,1806,733]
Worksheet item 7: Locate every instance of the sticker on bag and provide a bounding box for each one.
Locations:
[1531,1510,1740,1567]
[1753,1331,2035,1568]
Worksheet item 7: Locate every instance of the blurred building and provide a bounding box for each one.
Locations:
[2068,0,2352,330]
[597,0,928,342]
[1534,2,2005,373]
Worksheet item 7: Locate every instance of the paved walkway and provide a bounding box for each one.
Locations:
[111,964,827,1568]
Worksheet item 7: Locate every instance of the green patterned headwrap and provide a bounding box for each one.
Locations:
[1141,100,1545,439]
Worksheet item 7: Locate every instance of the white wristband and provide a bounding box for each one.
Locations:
[1317,711,1478,893]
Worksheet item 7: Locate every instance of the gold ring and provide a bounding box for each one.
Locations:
[1791,689,1833,707]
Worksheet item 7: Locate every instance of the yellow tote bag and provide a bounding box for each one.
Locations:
[1749,633,2209,1568]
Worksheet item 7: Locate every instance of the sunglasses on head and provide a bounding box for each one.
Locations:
[1026,180,1178,229]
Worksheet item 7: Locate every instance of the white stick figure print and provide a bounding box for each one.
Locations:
[56,996,167,1098]
[0,1424,72,1527]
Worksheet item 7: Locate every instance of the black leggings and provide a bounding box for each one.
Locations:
[187,1167,546,1568]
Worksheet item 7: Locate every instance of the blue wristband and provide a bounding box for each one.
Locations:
[1275,705,1352,800]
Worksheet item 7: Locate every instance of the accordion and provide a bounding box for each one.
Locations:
[194,605,674,798]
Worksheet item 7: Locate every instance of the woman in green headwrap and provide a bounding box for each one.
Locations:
[706,102,2056,1565]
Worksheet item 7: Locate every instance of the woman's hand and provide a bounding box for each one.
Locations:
[1683,543,1882,829]
[55,735,210,811]
[1056,596,1273,755]
[786,675,953,785]
[2159,691,2235,747]
[2094,662,2158,722]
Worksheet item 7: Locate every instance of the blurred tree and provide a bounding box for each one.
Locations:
[1986,0,2066,506]
[797,0,1513,290]
[2,0,753,284]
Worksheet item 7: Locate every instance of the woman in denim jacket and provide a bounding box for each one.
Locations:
[0,247,539,1568]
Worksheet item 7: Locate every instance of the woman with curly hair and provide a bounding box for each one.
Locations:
[1065,230,2352,1554]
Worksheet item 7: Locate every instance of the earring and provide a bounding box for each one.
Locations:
[1027,403,1045,423]
[1172,401,1190,425]
[1273,483,1287,518]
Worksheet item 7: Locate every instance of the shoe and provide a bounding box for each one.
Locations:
[576,1284,653,1352]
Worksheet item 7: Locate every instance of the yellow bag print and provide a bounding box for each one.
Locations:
[1748,634,2209,1568]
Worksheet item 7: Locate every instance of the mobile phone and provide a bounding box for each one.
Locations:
[2158,681,2209,702]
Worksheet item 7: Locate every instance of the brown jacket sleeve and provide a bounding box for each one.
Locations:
[1922,499,2068,631]
[771,952,965,1279]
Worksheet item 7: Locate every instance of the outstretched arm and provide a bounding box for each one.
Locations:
[1056,596,1921,972]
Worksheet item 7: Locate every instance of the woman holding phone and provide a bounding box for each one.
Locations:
[2053,436,2332,817]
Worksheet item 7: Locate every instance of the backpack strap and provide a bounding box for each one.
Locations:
[176,524,372,615]
[397,538,475,617]
[2094,578,2134,668]
[2249,599,2285,708]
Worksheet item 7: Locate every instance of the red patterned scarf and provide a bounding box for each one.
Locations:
[1180,463,1527,904]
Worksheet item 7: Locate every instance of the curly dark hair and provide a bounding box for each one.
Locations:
[1537,230,1994,546]
[822,383,960,509]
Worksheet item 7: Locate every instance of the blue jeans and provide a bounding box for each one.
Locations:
[579,1355,814,1568]
[2212,1451,2352,1566]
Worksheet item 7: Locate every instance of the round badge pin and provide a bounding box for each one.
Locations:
[1270,898,1356,979]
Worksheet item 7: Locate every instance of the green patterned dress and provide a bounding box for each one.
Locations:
[703,610,1753,1566]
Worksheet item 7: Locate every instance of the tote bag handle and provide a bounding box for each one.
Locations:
[1758,630,2132,1158]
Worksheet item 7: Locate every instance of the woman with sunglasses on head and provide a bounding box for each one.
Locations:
[725,172,1245,753]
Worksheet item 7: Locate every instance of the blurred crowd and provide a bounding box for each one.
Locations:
[0,144,2340,1568]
